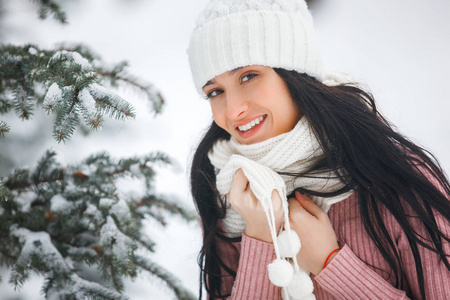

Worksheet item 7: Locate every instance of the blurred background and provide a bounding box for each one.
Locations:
[0,0,449,298]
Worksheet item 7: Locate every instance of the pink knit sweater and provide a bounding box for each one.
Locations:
[214,193,450,299]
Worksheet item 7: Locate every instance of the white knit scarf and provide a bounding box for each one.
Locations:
[208,117,353,300]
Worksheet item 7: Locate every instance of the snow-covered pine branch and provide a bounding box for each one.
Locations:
[1,4,189,298]
[0,150,196,299]
[0,44,165,143]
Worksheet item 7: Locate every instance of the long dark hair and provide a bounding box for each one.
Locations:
[190,69,450,299]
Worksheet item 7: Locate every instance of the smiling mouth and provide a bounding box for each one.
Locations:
[237,116,265,132]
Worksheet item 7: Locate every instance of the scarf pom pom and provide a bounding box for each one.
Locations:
[278,230,301,258]
[286,270,315,299]
[268,259,294,287]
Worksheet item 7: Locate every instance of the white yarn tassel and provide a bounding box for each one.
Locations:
[277,193,314,300]
[287,269,315,299]
[266,190,295,287]
[268,259,294,287]
[277,230,301,258]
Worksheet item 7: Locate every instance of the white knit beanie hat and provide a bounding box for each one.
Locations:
[188,0,325,94]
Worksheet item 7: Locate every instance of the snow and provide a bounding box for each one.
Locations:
[83,203,104,223]
[89,83,109,97]
[64,179,79,194]
[3,55,23,64]
[70,51,93,71]
[46,272,123,300]
[62,85,75,95]
[102,166,116,174]
[53,111,74,138]
[14,190,36,212]
[79,164,96,176]
[49,50,93,71]
[79,217,96,231]
[10,225,70,274]
[109,199,131,224]
[50,194,74,213]
[129,163,141,176]
[69,273,123,300]
[88,82,121,103]
[99,216,133,261]
[28,47,38,55]
[78,87,97,118]
[67,245,97,257]
[43,82,63,108]
[99,197,115,209]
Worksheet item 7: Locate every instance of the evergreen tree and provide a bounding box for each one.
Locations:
[0,1,196,299]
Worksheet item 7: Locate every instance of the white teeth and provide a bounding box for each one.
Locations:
[238,116,264,132]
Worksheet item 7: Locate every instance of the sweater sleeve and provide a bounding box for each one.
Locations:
[315,205,450,300]
[314,245,409,299]
[217,234,282,300]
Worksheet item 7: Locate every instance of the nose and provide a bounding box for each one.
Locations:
[226,90,249,119]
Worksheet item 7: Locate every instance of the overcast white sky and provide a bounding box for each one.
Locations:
[1,0,449,299]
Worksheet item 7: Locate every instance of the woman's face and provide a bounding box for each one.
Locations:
[203,65,301,145]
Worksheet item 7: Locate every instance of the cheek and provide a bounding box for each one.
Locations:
[272,94,300,131]
[210,102,227,130]
[283,102,301,129]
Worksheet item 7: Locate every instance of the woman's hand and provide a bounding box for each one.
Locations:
[288,191,340,275]
[227,169,284,243]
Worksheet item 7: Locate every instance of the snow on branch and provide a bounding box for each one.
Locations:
[9,225,71,287]
[0,150,196,299]
[0,44,158,143]
[89,83,135,121]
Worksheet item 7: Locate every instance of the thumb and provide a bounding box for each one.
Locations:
[232,169,249,192]
[295,191,326,219]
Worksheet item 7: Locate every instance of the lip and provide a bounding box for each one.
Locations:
[234,115,266,128]
[235,115,267,139]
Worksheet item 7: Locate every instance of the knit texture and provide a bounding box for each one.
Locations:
[195,0,304,26]
[208,117,353,299]
[188,0,323,94]
[208,117,353,238]
[216,193,450,299]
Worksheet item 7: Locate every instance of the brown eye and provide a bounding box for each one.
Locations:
[206,89,223,100]
[241,73,257,82]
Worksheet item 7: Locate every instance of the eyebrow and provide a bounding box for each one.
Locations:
[202,67,244,89]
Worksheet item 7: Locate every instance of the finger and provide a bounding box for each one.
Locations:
[232,169,249,192]
[295,191,326,219]
[288,197,302,210]
[288,197,307,215]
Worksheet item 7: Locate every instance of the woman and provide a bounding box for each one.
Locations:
[188,1,450,299]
